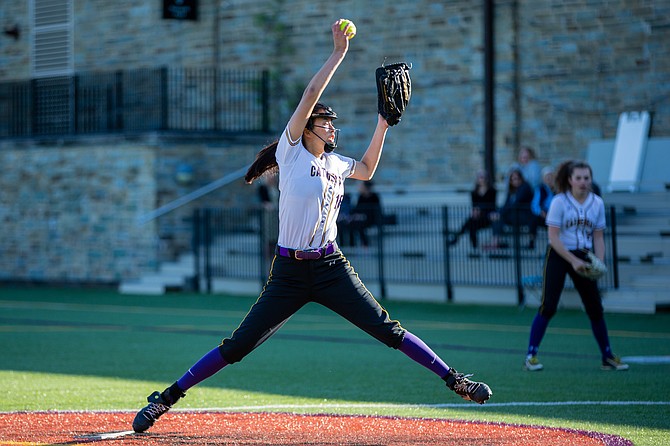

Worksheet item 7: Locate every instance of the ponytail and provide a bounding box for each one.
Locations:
[244,140,279,184]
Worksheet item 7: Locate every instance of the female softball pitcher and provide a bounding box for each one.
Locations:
[524,160,629,372]
[132,19,491,433]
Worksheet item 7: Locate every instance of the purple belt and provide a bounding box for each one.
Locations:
[277,243,337,260]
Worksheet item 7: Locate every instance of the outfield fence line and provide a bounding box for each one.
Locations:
[191,204,619,305]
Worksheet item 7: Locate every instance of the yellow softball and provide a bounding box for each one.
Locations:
[339,19,356,39]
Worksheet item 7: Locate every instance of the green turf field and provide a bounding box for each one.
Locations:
[1,287,669,445]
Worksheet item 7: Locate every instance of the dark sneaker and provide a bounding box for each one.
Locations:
[133,391,174,433]
[601,356,629,371]
[524,355,544,371]
[444,369,492,404]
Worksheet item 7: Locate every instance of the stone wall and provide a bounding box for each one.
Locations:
[1,0,667,180]
[0,134,270,283]
[0,0,668,283]
[512,1,669,171]
[0,142,157,283]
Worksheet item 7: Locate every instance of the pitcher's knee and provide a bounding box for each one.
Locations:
[375,325,406,349]
[218,341,252,365]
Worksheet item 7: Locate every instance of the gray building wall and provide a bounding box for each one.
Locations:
[0,133,271,283]
[1,0,668,283]
[0,142,157,283]
[2,1,668,175]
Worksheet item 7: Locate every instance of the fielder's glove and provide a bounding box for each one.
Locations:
[578,250,608,280]
[376,62,412,126]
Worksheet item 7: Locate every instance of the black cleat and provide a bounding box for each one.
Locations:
[132,391,174,433]
[445,368,492,404]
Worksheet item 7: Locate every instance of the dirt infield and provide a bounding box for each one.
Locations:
[0,411,632,445]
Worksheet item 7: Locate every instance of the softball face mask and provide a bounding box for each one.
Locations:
[307,106,340,153]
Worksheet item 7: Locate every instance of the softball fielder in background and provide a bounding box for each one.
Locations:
[524,160,629,372]
[133,19,491,434]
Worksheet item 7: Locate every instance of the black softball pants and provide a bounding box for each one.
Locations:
[218,249,406,364]
[538,247,604,321]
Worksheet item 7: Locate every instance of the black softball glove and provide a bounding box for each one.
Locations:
[376,62,412,126]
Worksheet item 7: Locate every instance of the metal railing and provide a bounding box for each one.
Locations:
[192,205,619,305]
[0,67,270,138]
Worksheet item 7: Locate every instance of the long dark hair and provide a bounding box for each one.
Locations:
[244,140,278,184]
[507,168,526,193]
[554,160,593,193]
[244,102,333,184]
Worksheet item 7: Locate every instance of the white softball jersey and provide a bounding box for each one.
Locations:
[545,191,606,251]
[275,126,356,250]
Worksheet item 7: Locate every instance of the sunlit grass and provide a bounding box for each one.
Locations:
[1,287,669,445]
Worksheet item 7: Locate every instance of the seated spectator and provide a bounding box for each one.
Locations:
[449,170,497,250]
[488,169,534,249]
[349,181,382,247]
[528,166,555,249]
[510,146,542,189]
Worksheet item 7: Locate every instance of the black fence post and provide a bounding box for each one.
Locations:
[106,85,114,131]
[192,209,202,292]
[214,67,220,131]
[376,208,387,299]
[30,78,37,135]
[114,70,124,131]
[513,207,524,306]
[609,205,619,289]
[261,70,270,132]
[72,74,79,134]
[204,208,213,294]
[442,206,454,302]
[259,208,268,288]
[160,67,169,130]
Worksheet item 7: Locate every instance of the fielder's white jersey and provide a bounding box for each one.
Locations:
[545,191,606,251]
[275,126,356,250]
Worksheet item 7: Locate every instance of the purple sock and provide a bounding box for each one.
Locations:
[590,318,612,359]
[177,347,228,391]
[398,331,450,378]
[527,313,549,356]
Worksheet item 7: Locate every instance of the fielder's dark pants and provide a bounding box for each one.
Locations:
[538,247,604,321]
[218,249,406,364]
